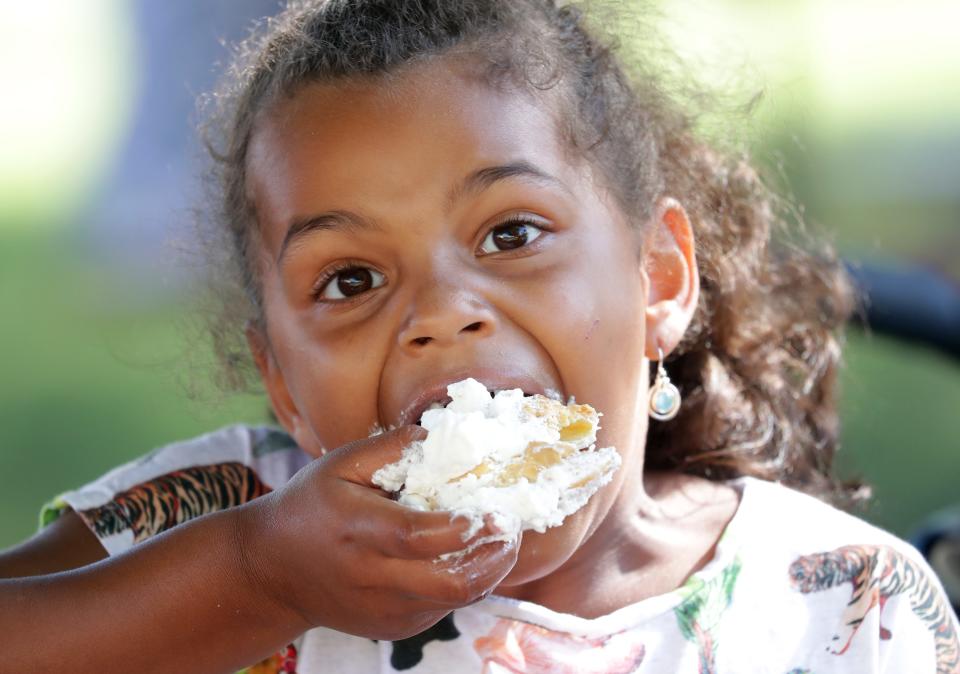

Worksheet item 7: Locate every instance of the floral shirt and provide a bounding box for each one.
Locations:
[42,425,960,673]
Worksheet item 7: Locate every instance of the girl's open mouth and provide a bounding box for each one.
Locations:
[387,372,559,429]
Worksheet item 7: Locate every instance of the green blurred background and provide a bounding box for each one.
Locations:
[1,0,958,550]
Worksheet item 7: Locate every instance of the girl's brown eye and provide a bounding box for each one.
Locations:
[479,220,543,254]
[319,267,385,301]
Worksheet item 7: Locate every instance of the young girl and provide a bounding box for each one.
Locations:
[2,1,957,672]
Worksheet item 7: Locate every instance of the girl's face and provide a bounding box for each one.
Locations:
[246,61,664,584]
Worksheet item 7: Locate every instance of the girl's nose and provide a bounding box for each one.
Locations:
[398,289,497,352]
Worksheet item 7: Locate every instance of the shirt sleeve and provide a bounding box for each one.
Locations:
[38,424,310,556]
[728,478,960,673]
[786,539,960,673]
[873,545,960,674]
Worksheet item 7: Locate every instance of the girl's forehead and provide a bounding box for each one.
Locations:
[245,62,590,253]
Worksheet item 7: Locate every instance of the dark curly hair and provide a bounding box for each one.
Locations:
[198,0,863,505]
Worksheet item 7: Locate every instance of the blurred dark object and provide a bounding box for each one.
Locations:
[846,261,960,359]
[911,507,960,618]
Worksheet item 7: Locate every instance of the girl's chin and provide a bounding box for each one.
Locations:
[495,521,584,590]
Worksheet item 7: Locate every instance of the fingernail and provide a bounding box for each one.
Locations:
[471,589,493,605]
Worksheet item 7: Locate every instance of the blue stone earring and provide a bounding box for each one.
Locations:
[649,348,681,421]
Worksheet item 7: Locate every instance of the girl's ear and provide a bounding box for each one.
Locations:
[642,197,700,359]
[245,322,310,447]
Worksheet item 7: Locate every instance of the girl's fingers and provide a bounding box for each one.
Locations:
[386,537,521,608]
[344,485,503,559]
[325,425,427,489]
[321,424,513,562]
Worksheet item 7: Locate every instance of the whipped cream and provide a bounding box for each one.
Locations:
[372,378,621,540]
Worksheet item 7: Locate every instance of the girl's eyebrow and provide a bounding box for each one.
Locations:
[446,160,572,208]
[277,160,569,264]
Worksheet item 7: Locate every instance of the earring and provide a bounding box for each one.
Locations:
[649,347,681,421]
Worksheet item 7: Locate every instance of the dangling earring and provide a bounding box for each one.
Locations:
[649,347,681,421]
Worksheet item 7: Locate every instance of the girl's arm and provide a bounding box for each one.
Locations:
[1,506,305,674]
[0,426,518,673]
[0,510,108,578]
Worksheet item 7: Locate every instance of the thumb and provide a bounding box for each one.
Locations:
[324,425,427,489]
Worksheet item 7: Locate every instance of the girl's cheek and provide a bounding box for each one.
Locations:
[300,333,389,444]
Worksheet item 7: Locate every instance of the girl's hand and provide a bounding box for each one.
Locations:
[237,426,519,640]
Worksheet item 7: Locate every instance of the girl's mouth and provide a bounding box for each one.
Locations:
[412,397,452,426]
[388,373,558,429]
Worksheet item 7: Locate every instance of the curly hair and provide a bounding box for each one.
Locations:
[198,0,863,505]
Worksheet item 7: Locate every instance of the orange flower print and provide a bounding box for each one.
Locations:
[474,618,645,673]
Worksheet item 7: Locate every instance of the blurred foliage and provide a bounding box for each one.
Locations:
[1,0,958,551]
[0,231,267,547]
[838,332,960,535]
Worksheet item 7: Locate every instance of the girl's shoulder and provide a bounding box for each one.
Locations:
[729,475,915,557]
[718,477,960,672]
[721,476,940,594]
[40,424,310,556]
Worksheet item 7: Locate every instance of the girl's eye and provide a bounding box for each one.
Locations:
[479,219,544,254]
[317,266,385,301]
